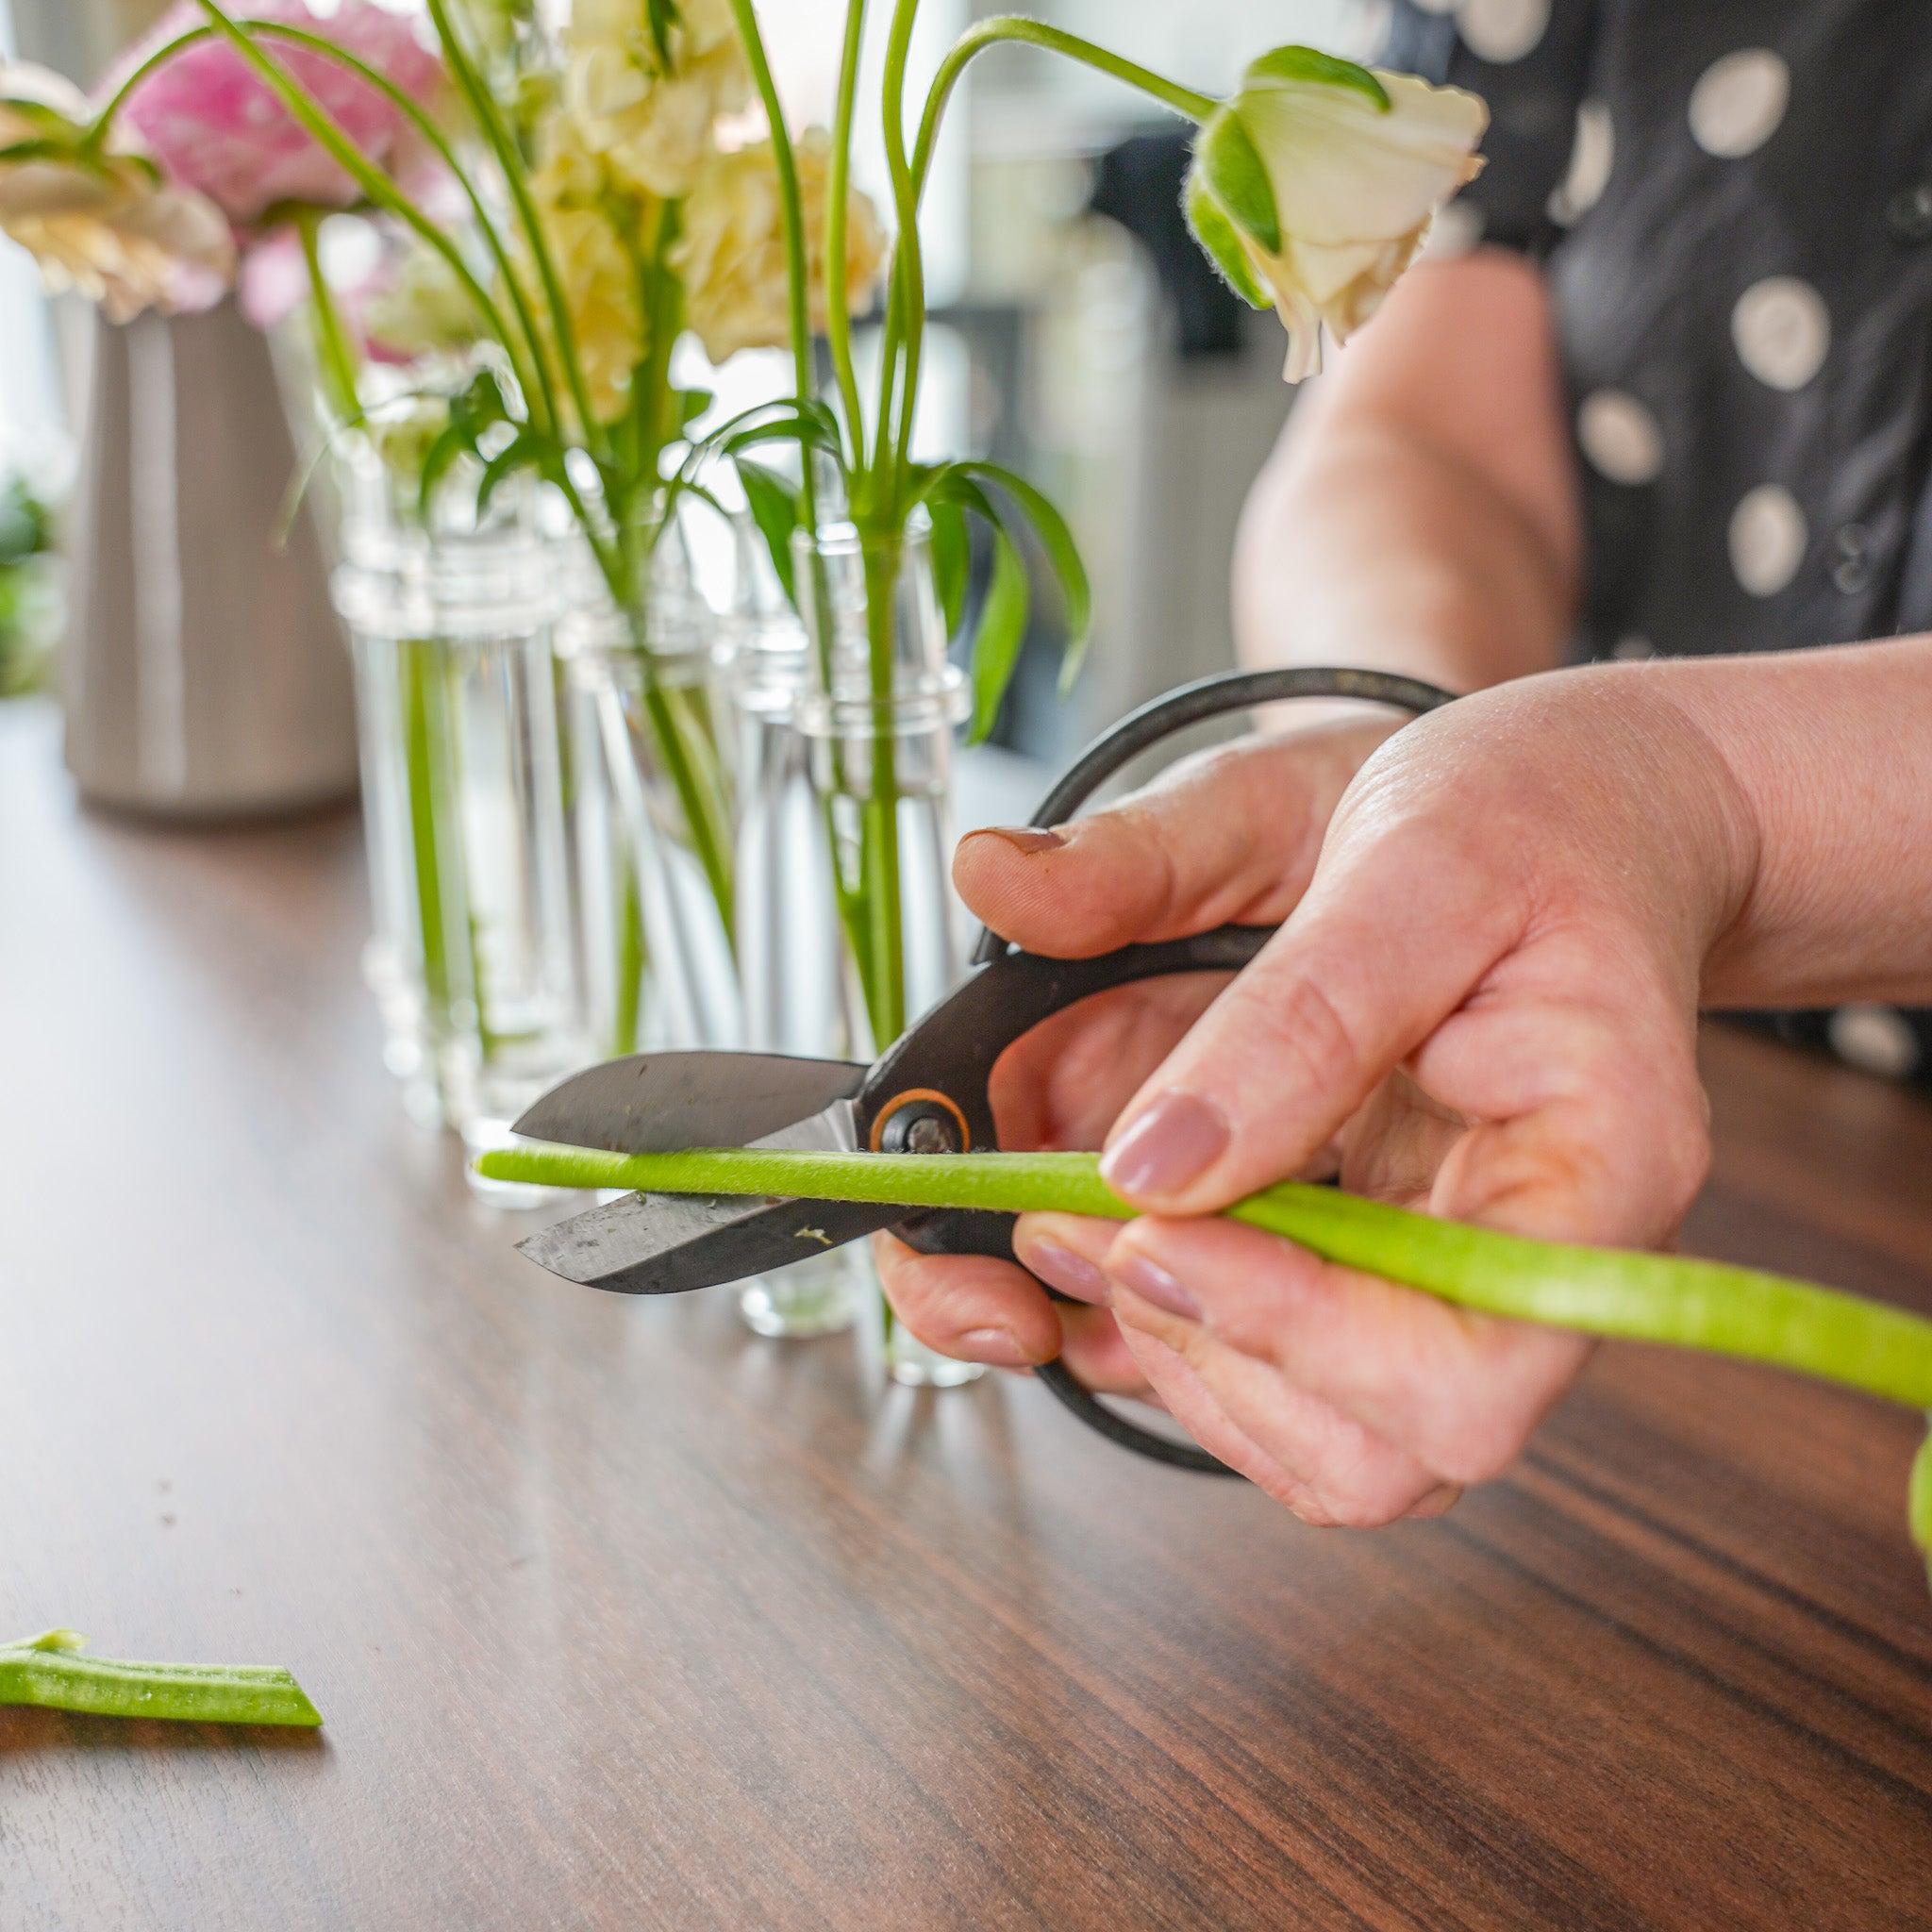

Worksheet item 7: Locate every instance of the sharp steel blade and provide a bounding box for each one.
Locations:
[515,1099,902,1295]
[510,1050,867,1156]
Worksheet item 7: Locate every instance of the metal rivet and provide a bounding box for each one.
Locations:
[1886,183,1932,244]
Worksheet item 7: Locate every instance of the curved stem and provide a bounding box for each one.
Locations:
[247,22,558,436]
[724,0,813,413]
[192,6,529,417]
[874,0,924,500]
[914,17,1215,193]
[84,24,216,149]
[424,0,603,452]
[294,208,360,423]
[475,1144,1932,1413]
[891,17,1219,487]
[824,0,870,480]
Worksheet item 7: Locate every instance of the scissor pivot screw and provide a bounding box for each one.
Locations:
[872,1088,970,1155]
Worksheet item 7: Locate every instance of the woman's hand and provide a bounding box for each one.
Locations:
[875,717,1398,1395]
[884,666,1763,1524]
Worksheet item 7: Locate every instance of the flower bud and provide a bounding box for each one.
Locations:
[1186,48,1487,380]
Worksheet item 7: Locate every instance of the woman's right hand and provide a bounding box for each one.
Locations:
[874,716,1400,1392]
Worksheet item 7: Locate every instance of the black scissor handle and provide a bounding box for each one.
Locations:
[970,666,1458,967]
[875,667,1457,1479]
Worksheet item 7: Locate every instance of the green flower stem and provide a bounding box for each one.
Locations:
[875,0,924,497]
[475,1142,1932,1410]
[423,0,601,457]
[887,16,1217,485]
[641,675,736,947]
[401,636,463,1029]
[0,1630,321,1726]
[612,850,645,1056]
[479,1141,1932,1575]
[247,21,560,439]
[915,19,1216,188]
[295,208,360,425]
[85,24,217,147]
[824,0,871,473]
[856,533,906,1045]
[724,0,839,669]
[192,8,534,427]
[724,0,813,415]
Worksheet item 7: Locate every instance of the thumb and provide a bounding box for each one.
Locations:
[953,722,1391,960]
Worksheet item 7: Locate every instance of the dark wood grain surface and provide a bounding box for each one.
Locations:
[4,700,1930,1931]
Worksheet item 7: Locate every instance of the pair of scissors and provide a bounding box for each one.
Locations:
[508,667,1455,1476]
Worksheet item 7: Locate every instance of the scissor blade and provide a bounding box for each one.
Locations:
[510,1050,867,1156]
[514,1099,900,1294]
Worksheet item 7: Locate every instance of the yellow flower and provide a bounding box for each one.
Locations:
[1186,49,1486,380]
[0,62,234,324]
[672,130,887,365]
[563,0,749,199]
[527,114,645,424]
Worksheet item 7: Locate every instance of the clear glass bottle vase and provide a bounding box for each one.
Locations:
[728,522,862,1339]
[561,520,741,1057]
[794,516,980,1386]
[330,443,588,1201]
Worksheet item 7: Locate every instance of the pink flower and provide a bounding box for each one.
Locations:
[101,1,447,234]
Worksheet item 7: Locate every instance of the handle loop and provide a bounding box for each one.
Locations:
[981,667,1457,1474]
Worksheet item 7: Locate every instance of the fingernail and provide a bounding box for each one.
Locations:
[1020,1240,1110,1304]
[1100,1090,1230,1198]
[1106,1254,1202,1323]
[958,1327,1034,1368]
[973,825,1067,855]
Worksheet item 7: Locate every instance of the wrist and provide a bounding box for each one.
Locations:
[1661,640,1932,1008]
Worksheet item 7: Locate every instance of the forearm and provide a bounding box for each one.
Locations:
[1661,640,1932,1008]
[1233,253,1582,699]
[1235,414,1576,694]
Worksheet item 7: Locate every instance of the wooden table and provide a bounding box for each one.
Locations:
[4,700,1930,1930]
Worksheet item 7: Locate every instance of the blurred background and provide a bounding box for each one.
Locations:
[0,0,1380,759]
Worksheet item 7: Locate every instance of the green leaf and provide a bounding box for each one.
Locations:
[416,422,467,521]
[1244,45,1391,112]
[954,460,1091,653]
[721,410,841,459]
[1196,107,1281,255]
[736,460,800,607]
[475,432,536,518]
[929,497,969,639]
[676,386,715,430]
[1184,168,1273,310]
[968,527,1029,746]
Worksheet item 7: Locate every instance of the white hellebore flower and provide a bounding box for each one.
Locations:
[0,62,233,324]
[673,130,887,365]
[1186,48,1487,381]
[564,0,749,200]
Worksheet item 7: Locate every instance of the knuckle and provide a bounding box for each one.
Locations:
[1243,970,1363,1106]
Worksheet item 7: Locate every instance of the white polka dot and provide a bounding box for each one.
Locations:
[1457,0,1550,62]
[1577,390,1664,486]
[1610,635,1655,660]
[1689,50,1790,159]
[1422,198,1486,259]
[1728,485,1807,595]
[1548,100,1614,225]
[1828,1005,1922,1080]
[1730,276,1829,391]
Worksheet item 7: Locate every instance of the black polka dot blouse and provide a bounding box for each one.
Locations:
[1382,0,1932,1090]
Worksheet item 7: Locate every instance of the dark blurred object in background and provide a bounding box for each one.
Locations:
[1089,129,1246,360]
